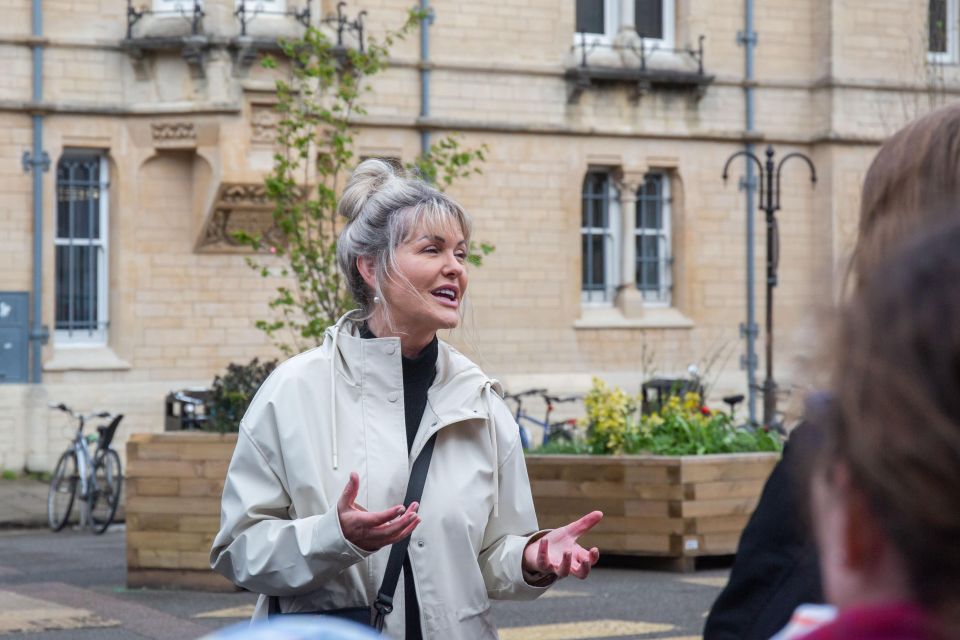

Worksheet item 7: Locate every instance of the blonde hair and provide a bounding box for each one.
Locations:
[336,159,473,324]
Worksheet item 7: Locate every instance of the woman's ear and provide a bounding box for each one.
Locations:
[356,256,377,290]
[844,486,885,572]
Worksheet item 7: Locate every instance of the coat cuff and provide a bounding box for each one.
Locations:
[314,506,374,564]
[520,529,558,588]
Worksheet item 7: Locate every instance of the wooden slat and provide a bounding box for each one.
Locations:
[538,515,687,535]
[584,532,673,554]
[128,531,215,553]
[127,512,181,532]
[683,514,750,534]
[132,443,181,461]
[530,480,683,500]
[179,444,238,461]
[127,569,238,592]
[179,478,224,498]
[127,459,206,479]
[684,479,767,500]
[678,455,779,483]
[128,433,237,446]
[126,495,222,516]
[677,496,761,518]
[127,477,180,498]
[180,516,221,533]
[532,497,629,517]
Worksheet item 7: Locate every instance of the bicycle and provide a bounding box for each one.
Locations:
[47,403,124,534]
[503,388,581,449]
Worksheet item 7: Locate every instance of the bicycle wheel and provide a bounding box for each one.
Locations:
[47,450,78,531]
[89,449,122,534]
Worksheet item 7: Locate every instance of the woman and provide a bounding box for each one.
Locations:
[705,103,960,640]
[800,215,960,640]
[210,159,603,639]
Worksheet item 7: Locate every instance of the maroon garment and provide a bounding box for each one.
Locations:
[800,602,944,640]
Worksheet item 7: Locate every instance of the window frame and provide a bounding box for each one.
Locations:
[581,169,621,306]
[152,0,202,11]
[573,0,675,49]
[929,0,959,64]
[54,152,110,347]
[234,0,287,14]
[634,0,675,49]
[634,172,672,307]
[574,0,621,46]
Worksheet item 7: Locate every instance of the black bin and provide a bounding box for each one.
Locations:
[164,388,211,431]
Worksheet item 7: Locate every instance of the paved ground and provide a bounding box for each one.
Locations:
[0,478,729,639]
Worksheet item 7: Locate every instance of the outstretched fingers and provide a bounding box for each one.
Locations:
[555,550,573,578]
[570,548,595,579]
[352,501,418,529]
[536,537,551,572]
[565,510,604,538]
[337,472,361,512]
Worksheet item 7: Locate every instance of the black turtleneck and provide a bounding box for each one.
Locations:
[359,324,437,639]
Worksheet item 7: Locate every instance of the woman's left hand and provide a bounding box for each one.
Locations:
[522,511,603,580]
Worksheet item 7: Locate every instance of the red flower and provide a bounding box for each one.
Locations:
[700,406,711,416]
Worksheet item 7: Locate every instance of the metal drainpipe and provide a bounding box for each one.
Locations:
[741,0,758,424]
[27,0,49,383]
[419,0,431,158]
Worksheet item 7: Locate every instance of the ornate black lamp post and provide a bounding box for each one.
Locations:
[722,145,816,429]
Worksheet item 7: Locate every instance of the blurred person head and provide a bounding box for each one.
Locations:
[849,102,960,288]
[336,158,472,345]
[198,615,381,640]
[810,215,960,633]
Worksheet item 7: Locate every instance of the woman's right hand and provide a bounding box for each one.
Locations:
[337,471,421,552]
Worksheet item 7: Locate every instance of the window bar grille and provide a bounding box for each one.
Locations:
[125,0,205,39]
[236,1,311,37]
[86,163,96,336]
[319,2,367,52]
[582,172,611,303]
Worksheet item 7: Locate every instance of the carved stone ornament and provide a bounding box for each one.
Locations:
[251,104,279,145]
[197,182,303,252]
[151,122,197,147]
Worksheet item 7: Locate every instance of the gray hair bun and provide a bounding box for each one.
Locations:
[337,158,397,223]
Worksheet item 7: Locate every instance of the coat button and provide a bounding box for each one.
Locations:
[417,540,425,548]
[388,391,399,403]
[386,344,397,356]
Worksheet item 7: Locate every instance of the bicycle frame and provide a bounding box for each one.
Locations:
[49,403,122,532]
[505,389,580,449]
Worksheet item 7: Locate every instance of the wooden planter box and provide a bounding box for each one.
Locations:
[526,452,779,571]
[126,432,238,591]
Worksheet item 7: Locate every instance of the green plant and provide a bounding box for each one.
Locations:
[236,10,490,356]
[1,470,17,481]
[535,378,782,456]
[207,358,278,433]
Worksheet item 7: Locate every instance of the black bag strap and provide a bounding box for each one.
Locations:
[268,431,439,631]
[371,431,438,631]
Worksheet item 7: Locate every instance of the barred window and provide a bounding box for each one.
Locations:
[635,173,671,305]
[581,170,620,304]
[929,0,958,62]
[575,0,673,47]
[55,153,109,345]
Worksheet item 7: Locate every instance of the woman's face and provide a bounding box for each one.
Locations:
[378,222,468,337]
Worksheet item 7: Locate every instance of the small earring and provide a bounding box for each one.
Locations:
[373,296,380,304]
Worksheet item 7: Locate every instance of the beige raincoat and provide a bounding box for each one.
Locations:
[210,312,551,638]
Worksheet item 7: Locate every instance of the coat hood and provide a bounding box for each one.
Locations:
[323,311,505,514]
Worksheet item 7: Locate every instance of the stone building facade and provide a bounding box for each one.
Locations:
[0,0,953,471]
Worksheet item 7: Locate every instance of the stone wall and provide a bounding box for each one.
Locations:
[0,0,952,470]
